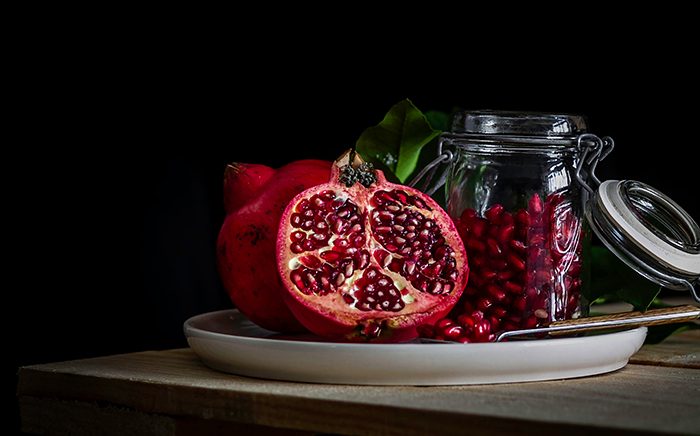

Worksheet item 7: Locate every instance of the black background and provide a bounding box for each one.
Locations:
[11,27,699,433]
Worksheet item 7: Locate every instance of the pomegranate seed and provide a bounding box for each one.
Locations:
[442,324,463,339]
[477,297,493,311]
[486,238,502,258]
[507,253,526,271]
[435,318,455,330]
[500,212,514,225]
[290,213,303,228]
[290,231,305,242]
[480,268,497,282]
[457,313,475,329]
[472,218,489,239]
[299,255,321,269]
[428,280,443,295]
[522,315,538,329]
[496,223,515,244]
[529,193,544,215]
[466,238,486,253]
[320,250,342,262]
[393,190,409,204]
[484,204,504,224]
[460,208,477,223]
[489,259,508,271]
[503,281,523,294]
[412,197,427,209]
[473,319,491,342]
[489,305,507,318]
[513,296,527,311]
[296,199,310,212]
[534,308,549,319]
[514,209,530,227]
[487,284,506,301]
[496,269,515,281]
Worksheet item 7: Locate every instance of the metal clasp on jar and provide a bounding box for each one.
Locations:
[573,133,615,194]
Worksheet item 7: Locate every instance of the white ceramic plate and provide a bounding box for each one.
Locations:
[184,309,647,386]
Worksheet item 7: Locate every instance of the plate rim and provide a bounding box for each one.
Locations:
[184,308,648,351]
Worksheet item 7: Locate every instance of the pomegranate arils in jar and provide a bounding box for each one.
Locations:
[277,150,468,342]
[423,189,584,343]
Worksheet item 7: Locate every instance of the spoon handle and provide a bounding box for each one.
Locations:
[546,305,700,336]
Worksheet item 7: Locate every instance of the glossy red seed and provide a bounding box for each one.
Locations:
[513,296,527,311]
[497,223,515,243]
[476,297,493,311]
[435,318,455,330]
[442,325,464,339]
[529,193,544,215]
[514,209,530,227]
[503,281,523,294]
[489,305,507,318]
[486,238,502,258]
[461,208,477,222]
[466,238,486,252]
[484,204,504,224]
[472,218,490,239]
[523,315,538,329]
[509,239,526,253]
[507,253,526,271]
[480,268,497,282]
[487,284,506,301]
[473,319,491,342]
[497,269,515,281]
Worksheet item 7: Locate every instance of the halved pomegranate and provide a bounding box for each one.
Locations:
[276,150,469,342]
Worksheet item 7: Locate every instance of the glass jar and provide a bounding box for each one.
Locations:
[440,110,606,339]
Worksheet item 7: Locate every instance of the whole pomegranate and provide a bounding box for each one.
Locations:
[276,150,469,342]
[216,159,332,332]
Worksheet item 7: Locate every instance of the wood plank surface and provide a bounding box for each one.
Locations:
[630,329,700,368]
[18,345,700,436]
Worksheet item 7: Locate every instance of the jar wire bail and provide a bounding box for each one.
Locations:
[407,140,453,196]
[574,133,615,194]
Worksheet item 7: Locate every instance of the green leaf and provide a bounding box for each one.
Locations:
[588,245,661,312]
[644,322,700,344]
[355,99,440,184]
[424,110,451,132]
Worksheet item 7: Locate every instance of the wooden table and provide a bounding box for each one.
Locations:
[17,326,700,436]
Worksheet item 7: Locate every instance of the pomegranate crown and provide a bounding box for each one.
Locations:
[337,149,378,188]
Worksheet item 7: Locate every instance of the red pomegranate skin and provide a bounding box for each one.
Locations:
[216,160,332,332]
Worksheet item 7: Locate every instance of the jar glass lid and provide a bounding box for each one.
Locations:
[587,180,700,302]
[452,110,589,137]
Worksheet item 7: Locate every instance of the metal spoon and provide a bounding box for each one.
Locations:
[420,305,700,343]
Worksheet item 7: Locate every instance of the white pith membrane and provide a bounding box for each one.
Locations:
[285,187,461,315]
